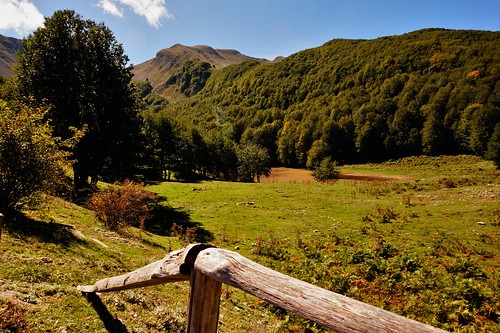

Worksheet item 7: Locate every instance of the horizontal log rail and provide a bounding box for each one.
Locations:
[78,244,447,333]
[78,244,213,293]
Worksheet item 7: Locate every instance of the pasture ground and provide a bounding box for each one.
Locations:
[0,155,499,332]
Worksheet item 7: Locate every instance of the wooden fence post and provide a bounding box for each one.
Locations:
[186,268,222,333]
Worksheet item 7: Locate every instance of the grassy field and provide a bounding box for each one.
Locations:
[148,155,499,255]
[0,155,499,332]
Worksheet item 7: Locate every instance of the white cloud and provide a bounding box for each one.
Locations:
[97,0,174,28]
[97,0,124,18]
[0,0,44,36]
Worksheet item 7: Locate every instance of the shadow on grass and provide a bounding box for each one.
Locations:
[84,292,129,333]
[3,211,86,246]
[145,203,213,243]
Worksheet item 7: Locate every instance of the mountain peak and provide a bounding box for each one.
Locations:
[132,44,268,100]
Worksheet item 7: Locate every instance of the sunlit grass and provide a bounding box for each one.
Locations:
[0,155,498,332]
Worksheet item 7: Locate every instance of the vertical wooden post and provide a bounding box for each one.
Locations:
[186,268,222,333]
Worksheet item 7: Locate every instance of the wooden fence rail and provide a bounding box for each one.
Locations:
[78,243,447,333]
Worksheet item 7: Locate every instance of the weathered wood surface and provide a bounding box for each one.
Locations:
[194,247,447,333]
[186,269,222,333]
[77,243,213,293]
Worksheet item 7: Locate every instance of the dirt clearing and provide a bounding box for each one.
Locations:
[261,168,411,183]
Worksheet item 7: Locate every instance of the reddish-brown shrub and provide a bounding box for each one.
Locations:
[0,298,31,332]
[89,180,156,232]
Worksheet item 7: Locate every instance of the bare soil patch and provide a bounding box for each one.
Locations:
[262,168,410,183]
[261,168,315,183]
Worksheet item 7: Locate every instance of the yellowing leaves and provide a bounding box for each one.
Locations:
[467,70,480,79]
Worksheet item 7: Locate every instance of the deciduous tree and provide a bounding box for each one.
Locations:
[486,122,500,169]
[237,143,271,182]
[16,10,142,192]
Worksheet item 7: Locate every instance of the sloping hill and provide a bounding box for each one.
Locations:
[0,34,22,77]
[160,29,500,166]
[132,44,268,100]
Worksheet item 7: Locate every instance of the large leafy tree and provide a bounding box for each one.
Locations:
[237,143,271,182]
[16,10,142,191]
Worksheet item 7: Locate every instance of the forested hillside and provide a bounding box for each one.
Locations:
[155,29,499,168]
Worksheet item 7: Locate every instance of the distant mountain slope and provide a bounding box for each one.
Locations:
[0,34,22,77]
[132,44,268,100]
[160,29,500,166]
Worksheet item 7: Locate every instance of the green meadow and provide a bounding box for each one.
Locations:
[149,155,499,255]
[1,155,499,332]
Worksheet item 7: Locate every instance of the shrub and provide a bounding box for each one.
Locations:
[312,157,340,182]
[89,180,156,232]
[441,178,456,189]
[170,223,199,244]
[0,298,31,332]
[0,99,68,212]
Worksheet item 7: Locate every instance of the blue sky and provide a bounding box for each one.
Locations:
[1,0,499,65]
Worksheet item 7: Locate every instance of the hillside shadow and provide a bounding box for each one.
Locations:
[145,203,213,242]
[3,211,85,247]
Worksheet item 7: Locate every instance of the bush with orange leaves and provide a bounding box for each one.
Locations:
[89,180,156,232]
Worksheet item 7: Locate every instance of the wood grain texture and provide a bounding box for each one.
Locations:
[186,269,222,333]
[194,248,447,333]
[77,243,213,293]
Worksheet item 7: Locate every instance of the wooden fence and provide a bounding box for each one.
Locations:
[78,243,447,333]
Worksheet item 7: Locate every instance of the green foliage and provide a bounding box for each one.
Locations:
[311,157,340,182]
[166,61,213,97]
[486,122,500,169]
[0,76,18,101]
[89,180,156,231]
[236,143,271,182]
[15,10,143,191]
[0,100,68,212]
[157,29,500,167]
[142,109,239,181]
[306,140,328,169]
[253,232,499,332]
[134,80,153,98]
